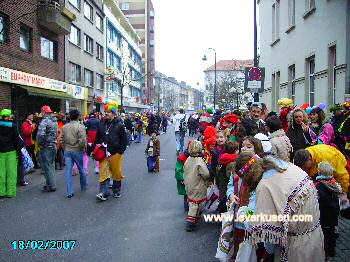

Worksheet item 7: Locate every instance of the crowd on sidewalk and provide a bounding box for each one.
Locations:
[0,104,171,201]
[174,99,350,262]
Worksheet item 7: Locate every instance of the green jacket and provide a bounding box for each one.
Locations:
[175,160,186,195]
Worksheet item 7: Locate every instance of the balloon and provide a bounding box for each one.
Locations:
[300,103,310,110]
[306,107,312,114]
[319,102,326,110]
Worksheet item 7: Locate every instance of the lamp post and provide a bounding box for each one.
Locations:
[253,0,259,102]
[202,48,217,110]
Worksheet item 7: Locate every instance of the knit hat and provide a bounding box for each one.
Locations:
[254,133,272,154]
[206,108,214,115]
[223,113,239,124]
[0,108,12,117]
[317,161,334,176]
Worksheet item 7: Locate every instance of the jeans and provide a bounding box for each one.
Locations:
[38,147,57,189]
[175,131,185,152]
[64,150,87,195]
[137,130,142,143]
[126,130,131,145]
[163,125,167,133]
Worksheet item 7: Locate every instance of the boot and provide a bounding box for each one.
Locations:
[186,222,196,232]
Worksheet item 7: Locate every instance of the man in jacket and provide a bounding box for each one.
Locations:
[95,105,127,201]
[21,113,39,169]
[60,109,87,198]
[237,103,267,143]
[124,114,133,146]
[37,105,58,192]
[174,109,186,155]
[86,112,100,174]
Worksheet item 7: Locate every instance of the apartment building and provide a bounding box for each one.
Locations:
[103,0,147,112]
[118,0,155,105]
[64,0,105,113]
[0,0,76,123]
[258,0,350,111]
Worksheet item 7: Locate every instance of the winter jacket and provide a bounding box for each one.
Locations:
[21,119,34,147]
[184,156,210,202]
[306,144,349,193]
[216,153,238,197]
[124,118,133,131]
[86,117,100,132]
[318,123,336,147]
[173,113,186,132]
[175,152,188,196]
[36,114,58,149]
[237,117,266,143]
[95,118,127,155]
[286,123,312,159]
[269,129,292,161]
[0,120,19,153]
[145,137,160,157]
[315,176,342,227]
[60,120,87,152]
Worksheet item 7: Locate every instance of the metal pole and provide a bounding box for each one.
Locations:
[214,51,217,110]
[253,0,259,102]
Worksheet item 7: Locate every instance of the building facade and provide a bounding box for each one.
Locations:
[64,0,105,113]
[0,0,75,123]
[203,59,254,109]
[118,0,155,105]
[104,0,147,112]
[258,0,349,111]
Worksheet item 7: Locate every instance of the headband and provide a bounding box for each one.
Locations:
[237,154,260,177]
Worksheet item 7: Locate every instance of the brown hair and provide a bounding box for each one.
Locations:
[223,141,239,154]
[235,151,287,192]
[242,136,264,157]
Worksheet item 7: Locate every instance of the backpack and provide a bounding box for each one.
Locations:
[179,116,187,132]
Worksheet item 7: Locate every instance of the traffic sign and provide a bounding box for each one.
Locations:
[244,67,265,93]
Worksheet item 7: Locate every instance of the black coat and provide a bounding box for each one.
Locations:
[86,117,100,132]
[286,124,312,159]
[96,118,127,155]
[237,117,267,142]
[0,120,19,153]
[124,118,133,131]
[316,181,340,227]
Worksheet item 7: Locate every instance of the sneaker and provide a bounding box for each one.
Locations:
[96,193,107,201]
[67,193,74,198]
[113,192,121,198]
[19,181,29,186]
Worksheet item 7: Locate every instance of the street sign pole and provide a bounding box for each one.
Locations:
[253,0,259,102]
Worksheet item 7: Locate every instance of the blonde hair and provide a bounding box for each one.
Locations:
[189,140,203,156]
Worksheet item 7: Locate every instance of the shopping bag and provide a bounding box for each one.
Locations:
[202,184,220,214]
[147,156,156,172]
[21,147,34,173]
[235,240,257,262]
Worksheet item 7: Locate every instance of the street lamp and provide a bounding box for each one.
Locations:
[202,48,217,110]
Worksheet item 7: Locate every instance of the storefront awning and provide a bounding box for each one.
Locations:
[18,85,72,100]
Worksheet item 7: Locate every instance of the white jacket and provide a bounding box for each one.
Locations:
[173,113,185,132]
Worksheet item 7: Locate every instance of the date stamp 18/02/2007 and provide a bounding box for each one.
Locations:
[11,240,77,250]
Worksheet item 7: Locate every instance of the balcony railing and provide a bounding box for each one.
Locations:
[38,0,76,35]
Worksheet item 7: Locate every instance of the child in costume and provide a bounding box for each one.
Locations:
[175,143,191,212]
[277,98,294,133]
[315,161,342,260]
[145,129,160,173]
[184,140,210,232]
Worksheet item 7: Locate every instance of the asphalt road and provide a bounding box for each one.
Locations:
[0,128,219,262]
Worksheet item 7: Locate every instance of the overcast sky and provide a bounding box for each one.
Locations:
[152,0,255,89]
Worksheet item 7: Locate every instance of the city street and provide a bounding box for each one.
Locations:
[0,129,220,262]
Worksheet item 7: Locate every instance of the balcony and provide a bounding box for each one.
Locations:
[38,0,76,35]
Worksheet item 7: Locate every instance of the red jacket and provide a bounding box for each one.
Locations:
[21,120,34,147]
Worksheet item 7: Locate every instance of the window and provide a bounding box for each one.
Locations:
[96,14,103,31]
[0,13,9,43]
[40,37,57,61]
[107,24,122,49]
[107,49,121,70]
[271,1,280,42]
[121,3,130,10]
[20,24,32,52]
[96,73,104,90]
[84,1,93,21]
[96,43,103,60]
[271,71,280,111]
[84,69,93,87]
[129,86,133,97]
[69,24,81,46]
[69,0,80,9]
[329,46,336,104]
[288,65,296,102]
[69,62,81,83]
[288,0,295,27]
[307,58,315,106]
[84,34,93,54]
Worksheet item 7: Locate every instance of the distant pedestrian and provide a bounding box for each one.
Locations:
[135,117,143,143]
[161,113,168,133]
[60,110,87,198]
[174,109,186,155]
[86,112,100,174]
[145,129,160,173]
[21,113,39,169]
[37,105,58,193]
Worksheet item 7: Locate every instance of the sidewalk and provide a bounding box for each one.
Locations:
[330,217,350,261]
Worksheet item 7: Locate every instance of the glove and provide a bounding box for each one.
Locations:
[102,142,107,148]
[106,151,111,158]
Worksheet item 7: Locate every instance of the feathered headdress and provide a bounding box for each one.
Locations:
[277,98,293,108]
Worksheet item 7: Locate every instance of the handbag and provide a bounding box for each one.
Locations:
[202,184,220,214]
[92,144,106,161]
[235,240,257,262]
[147,156,156,172]
[21,147,34,173]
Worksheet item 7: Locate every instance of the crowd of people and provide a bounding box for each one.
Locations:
[0,105,170,200]
[174,99,350,261]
